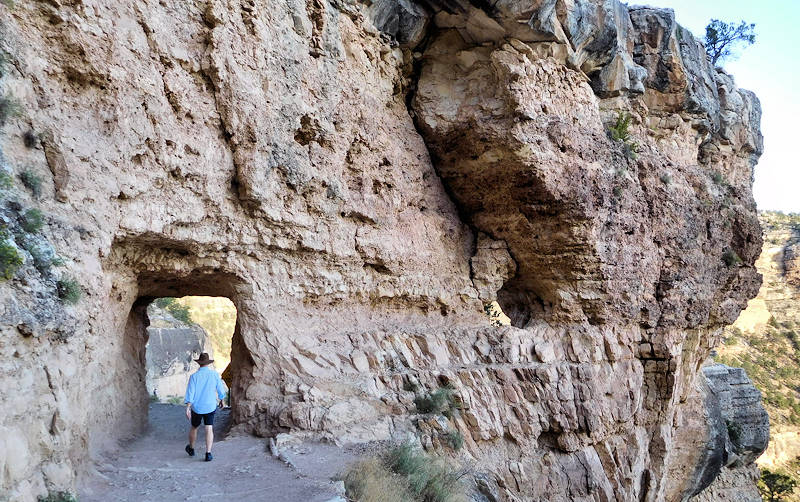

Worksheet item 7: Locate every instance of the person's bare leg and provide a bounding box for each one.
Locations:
[189,426,198,449]
[205,425,214,453]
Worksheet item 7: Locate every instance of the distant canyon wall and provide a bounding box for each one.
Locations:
[718,212,800,488]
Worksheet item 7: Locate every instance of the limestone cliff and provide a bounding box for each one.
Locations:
[172,295,237,371]
[0,0,766,501]
[144,304,216,400]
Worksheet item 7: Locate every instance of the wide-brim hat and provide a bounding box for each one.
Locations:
[195,352,214,365]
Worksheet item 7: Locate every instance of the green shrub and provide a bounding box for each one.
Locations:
[444,430,464,451]
[609,111,632,143]
[38,492,78,502]
[0,170,11,190]
[726,419,742,444]
[20,169,42,198]
[415,385,459,417]
[774,394,790,409]
[758,469,796,502]
[0,93,20,126]
[21,208,44,233]
[660,173,672,186]
[403,379,420,393]
[722,249,742,267]
[167,302,192,323]
[166,396,183,405]
[711,171,726,185]
[383,444,467,502]
[414,394,436,414]
[57,276,81,304]
[786,330,800,350]
[608,111,639,160]
[152,297,193,324]
[0,171,11,201]
[623,142,638,160]
[0,237,22,280]
[154,297,176,308]
[343,458,412,502]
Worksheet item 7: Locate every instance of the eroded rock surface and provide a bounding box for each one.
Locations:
[0,0,766,500]
[683,364,769,502]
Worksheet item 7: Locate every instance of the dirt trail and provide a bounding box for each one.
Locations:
[80,404,346,502]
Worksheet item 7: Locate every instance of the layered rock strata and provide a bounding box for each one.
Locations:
[689,364,769,502]
[0,0,765,501]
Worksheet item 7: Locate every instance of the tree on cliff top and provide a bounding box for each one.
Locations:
[154,297,193,324]
[758,469,797,501]
[705,19,756,66]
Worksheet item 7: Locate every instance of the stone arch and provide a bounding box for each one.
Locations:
[101,239,258,445]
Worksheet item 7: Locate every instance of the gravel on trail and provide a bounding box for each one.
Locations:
[79,403,347,502]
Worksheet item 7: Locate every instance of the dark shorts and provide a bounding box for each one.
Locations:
[190,410,215,427]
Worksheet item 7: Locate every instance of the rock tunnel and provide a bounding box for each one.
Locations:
[122,276,253,437]
[102,242,258,444]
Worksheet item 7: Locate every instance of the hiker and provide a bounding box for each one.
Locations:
[184,352,226,461]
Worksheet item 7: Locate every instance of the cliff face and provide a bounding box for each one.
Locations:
[0,0,766,501]
[144,305,216,400]
[716,212,800,495]
[172,296,237,370]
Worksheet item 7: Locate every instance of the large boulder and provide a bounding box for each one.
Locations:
[686,364,769,502]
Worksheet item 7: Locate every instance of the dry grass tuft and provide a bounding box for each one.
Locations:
[343,458,412,502]
[342,444,468,502]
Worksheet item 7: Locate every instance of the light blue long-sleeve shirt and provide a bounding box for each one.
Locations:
[184,366,226,414]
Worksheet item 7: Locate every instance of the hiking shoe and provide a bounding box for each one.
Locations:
[185,444,195,457]
[205,452,213,462]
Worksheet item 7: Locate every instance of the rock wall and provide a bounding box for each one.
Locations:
[144,305,215,400]
[0,0,766,500]
[689,364,769,502]
[733,212,800,335]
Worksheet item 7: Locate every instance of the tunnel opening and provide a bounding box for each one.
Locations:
[144,295,238,444]
[145,297,236,402]
[117,270,255,445]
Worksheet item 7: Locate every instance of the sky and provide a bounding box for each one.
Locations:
[639,0,800,213]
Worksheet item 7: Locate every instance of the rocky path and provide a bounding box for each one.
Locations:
[79,404,347,502]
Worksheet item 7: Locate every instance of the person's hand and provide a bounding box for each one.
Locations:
[185,405,191,421]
